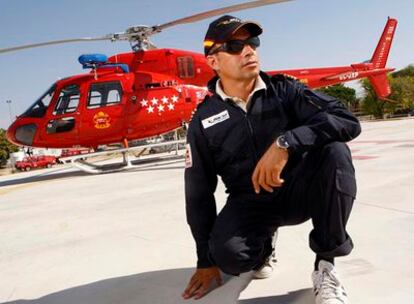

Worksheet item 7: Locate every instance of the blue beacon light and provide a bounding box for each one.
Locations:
[78,54,108,69]
[78,53,129,73]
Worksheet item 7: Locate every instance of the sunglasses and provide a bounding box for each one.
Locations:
[209,36,260,55]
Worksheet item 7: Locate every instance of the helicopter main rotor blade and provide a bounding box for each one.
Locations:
[155,0,293,31]
[0,0,293,54]
[0,36,113,54]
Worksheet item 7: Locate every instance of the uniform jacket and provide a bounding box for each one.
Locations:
[185,71,361,268]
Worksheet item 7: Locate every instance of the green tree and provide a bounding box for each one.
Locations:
[360,78,388,118]
[0,128,19,167]
[317,84,358,111]
[360,65,414,117]
[392,64,414,78]
[388,76,414,113]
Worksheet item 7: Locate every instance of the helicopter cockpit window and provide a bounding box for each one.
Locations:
[21,84,56,118]
[53,84,80,115]
[177,56,195,79]
[87,81,122,108]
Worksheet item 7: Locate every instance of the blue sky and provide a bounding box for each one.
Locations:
[0,0,413,129]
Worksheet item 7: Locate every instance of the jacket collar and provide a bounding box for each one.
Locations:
[207,71,274,95]
[216,76,266,100]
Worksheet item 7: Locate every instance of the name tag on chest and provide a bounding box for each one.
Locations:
[202,110,230,129]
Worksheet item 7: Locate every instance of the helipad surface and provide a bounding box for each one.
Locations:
[1,118,413,304]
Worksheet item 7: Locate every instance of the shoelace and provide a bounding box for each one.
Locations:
[315,269,345,301]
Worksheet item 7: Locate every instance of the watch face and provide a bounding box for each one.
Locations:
[277,135,289,149]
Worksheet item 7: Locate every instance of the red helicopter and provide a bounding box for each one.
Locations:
[2,0,396,156]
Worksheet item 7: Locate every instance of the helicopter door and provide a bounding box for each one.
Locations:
[44,83,81,145]
[79,81,125,145]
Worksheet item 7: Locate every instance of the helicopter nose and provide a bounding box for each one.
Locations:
[9,123,37,146]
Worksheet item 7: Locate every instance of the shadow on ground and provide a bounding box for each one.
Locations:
[1,268,311,304]
[0,158,184,188]
[0,167,89,188]
[239,288,313,304]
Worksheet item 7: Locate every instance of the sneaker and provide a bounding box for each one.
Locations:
[253,250,277,279]
[253,230,278,279]
[312,260,348,304]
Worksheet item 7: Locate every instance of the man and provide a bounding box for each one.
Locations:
[182,15,360,304]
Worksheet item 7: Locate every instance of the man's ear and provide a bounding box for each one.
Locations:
[206,55,219,72]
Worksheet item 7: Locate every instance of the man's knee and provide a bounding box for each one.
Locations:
[315,142,356,195]
[320,142,353,170]
[209,236,258,275]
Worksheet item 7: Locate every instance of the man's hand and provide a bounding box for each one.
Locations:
[182,266,222,300]
[252,143,289,193]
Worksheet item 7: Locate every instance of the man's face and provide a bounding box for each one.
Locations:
[206,28,261,82]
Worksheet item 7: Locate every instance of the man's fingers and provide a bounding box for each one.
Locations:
[252,165,261,193]
[184,276,198,294]
[271,170,284,187]
[182,283,193,297]
[195,277,215,300]
[253,161,287,193]
[194,285,209,300]
[186,281,202,298]
[257,168,266,191]
[259,170,273,192]
[261,183,274,192]
[254,165,276,193]
[266,169,279,187]
[183,268,223,300]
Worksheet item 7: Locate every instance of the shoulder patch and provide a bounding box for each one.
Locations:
[185,144,193,168]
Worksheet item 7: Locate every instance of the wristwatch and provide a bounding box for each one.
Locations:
[275,135,290,151]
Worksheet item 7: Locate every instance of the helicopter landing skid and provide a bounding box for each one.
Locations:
[60,139,186,174]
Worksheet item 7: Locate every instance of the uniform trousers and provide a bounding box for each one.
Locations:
[208,142,357,275]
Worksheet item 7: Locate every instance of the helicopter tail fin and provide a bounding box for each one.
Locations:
[366,17,397,98]
[370,17,397,69]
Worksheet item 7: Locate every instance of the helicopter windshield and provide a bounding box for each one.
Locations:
[21,83,57,118]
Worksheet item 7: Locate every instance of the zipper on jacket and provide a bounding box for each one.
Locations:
[224,98,259,161]
[244,113,259,161]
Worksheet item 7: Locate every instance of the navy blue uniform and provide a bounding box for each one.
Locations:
[185,72,361,274]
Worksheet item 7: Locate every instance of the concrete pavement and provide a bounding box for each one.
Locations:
[1,118,413,304]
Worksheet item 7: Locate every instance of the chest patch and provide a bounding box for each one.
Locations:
[201,110,230,129]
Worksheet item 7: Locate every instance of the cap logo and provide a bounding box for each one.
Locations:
[218,18,241,26]
[203,40,215,47]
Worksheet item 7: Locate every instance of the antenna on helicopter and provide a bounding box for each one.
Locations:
[0,0,292,53]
